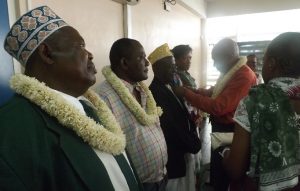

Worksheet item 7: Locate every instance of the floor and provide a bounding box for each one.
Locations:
[199,117,214,191]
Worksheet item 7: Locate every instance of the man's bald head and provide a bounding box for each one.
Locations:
[213,38,239,58]
[212,38,240,73]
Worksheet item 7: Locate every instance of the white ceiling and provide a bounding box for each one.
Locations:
[206,0,300,17]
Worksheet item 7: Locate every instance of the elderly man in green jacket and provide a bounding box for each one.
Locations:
[0,6,142,191]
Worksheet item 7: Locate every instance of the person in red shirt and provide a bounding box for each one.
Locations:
[173,38,257,191]
[174,38,256,132]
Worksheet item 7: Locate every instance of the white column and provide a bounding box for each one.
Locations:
[123,4,132,38]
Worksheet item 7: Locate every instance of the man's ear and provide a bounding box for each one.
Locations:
[120,57,129,71]
[36,43,55,65]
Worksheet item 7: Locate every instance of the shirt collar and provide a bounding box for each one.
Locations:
[269,77,300,87]
[269,77,300,97]
[177,70,188,74]
[121,79,143,93]
[49,88,85,114]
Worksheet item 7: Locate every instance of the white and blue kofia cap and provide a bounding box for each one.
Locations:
[4,6,69,66]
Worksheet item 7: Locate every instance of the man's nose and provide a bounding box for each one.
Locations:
[145,58,150,66]
[87,50,93,60]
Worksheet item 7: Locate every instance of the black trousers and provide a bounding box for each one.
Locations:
[210,122,234,191]
[211,120,235,133]
[211,146,230,191]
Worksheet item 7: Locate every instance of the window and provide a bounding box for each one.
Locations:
[238,41,270,75]
[205,9,300,86]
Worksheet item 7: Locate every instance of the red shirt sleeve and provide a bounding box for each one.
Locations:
[183,66,257,117]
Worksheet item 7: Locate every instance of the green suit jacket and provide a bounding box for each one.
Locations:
[0,95,143,191]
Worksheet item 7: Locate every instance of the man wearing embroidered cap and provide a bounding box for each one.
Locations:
[0,6,142,191]
[148,44,201,191]
[97,38,168,191]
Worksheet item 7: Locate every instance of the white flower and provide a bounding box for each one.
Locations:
[10,74,125,155]
[269,102,279,113]
[287,114,299,128]
[253,112,260,123]
[268,141,282,157]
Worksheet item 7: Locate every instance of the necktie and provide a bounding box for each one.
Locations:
[114,154,140,190]
[79,100,101,123]
[133,86,142,105]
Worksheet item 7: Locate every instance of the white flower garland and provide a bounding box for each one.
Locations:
[212,57,246,99]
[102,66,162,126]
[10,74,126,155]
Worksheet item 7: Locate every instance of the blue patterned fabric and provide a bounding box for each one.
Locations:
[4,6,68,66]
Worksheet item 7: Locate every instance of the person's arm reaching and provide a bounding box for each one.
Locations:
[175,70,256,116]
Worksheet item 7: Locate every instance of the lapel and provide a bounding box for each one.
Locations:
[35,107,115,191]
[153,78,187,112]
[152,78,194,125]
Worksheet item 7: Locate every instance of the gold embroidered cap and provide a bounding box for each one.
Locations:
[4,6,69,66]
[148,43,173,65]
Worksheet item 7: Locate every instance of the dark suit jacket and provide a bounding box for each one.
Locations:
[149,78,201,179]
[0,95,142,191]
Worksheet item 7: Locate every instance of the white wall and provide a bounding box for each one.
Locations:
[207,0,300,17]
[131,0,203,86]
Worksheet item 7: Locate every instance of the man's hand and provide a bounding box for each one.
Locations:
[172,86,186,97]
[194,87,214,96]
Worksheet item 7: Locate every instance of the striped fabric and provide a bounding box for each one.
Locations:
[97,80,168,183]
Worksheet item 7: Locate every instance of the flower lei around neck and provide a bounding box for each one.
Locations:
[10,74,125,155]
[212,57,246,99]
[102,66,163,126]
